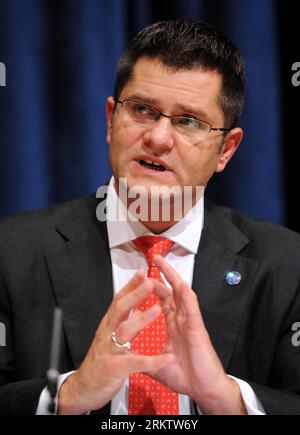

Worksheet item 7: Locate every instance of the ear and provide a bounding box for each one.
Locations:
[215,127,243,173]
[106,96,115,145]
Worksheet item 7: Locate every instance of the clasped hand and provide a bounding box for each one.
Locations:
[58,255,245,415]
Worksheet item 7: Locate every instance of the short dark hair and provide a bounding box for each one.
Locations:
[114,19,246,128]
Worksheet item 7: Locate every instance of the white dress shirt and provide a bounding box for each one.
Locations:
[36,177,265,414]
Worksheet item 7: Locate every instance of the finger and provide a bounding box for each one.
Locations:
[178,282,205,331]
[115,304,162,345]
[154,255,195,315]
[150,279,176,310]
[161,303,173,316]
[108,278,154,329]
[114,269,145,302]
[163,313,178,353]
[153,255,185,315]
[153,254,182,293]
[127,352,175,375]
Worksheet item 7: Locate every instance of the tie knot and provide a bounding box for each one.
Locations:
[133,236,173,267]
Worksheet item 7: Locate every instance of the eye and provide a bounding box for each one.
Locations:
[133,103,153,115]
[177,116,201,129]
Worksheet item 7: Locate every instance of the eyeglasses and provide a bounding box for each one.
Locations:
[114,99,230,146]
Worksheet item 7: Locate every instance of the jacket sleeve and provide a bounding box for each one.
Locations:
[0,274,47,414]
[248,282,300,415]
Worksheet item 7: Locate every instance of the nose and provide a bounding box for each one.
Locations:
[142,116,175,154]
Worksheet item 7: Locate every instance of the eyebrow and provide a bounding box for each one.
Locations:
[125,93,213,123]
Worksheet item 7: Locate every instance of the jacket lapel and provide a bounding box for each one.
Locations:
[192,200,260,371]
[44,196,113,369]
[44,194,260,377]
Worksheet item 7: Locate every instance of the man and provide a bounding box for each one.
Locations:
[0,19,300,415]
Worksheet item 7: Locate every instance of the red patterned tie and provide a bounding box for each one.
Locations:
[128,235,179,415]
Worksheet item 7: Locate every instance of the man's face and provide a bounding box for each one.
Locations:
[106,57,242,197]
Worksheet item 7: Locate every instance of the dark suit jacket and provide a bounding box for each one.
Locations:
[0,194,300,414]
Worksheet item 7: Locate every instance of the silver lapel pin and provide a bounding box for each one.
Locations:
[226,271,241,285]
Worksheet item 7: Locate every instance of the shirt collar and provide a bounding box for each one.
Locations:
[106,177,204,254]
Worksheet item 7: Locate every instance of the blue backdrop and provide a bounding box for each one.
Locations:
[0,0,288,226]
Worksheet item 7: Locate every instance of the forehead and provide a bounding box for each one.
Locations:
[120,57,223,123]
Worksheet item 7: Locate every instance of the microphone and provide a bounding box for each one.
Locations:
[46,307,63,414]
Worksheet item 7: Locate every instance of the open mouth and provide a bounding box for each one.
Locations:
[138,160,166,172]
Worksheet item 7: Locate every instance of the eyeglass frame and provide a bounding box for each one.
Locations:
[113,98,231,137]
